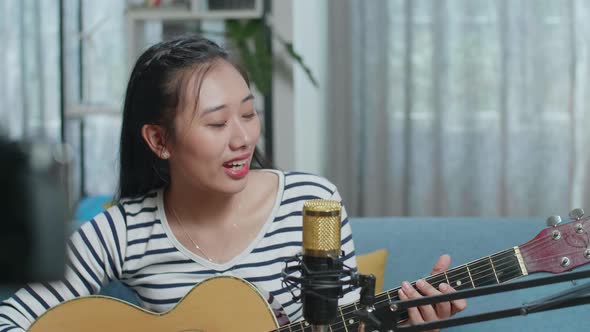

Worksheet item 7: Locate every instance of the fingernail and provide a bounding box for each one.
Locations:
[402,281,411,290]
[416,279,425,287]
[439,283,448,291]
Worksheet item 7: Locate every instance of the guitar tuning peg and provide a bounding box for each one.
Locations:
[569,208,585,220]
[546,215,562,228]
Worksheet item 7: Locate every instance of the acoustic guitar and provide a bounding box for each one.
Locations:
[28,211,590,332]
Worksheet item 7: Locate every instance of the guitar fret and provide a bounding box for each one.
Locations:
[339,304,360,331]
[375,292,389,306]
[469,257,497,287]
[443,271,450,284]
[489,256,500,284]
[339,307,349,332]
[466,265,474,285]
[446,266,474,289]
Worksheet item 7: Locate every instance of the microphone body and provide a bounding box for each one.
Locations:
[301,199,342,329]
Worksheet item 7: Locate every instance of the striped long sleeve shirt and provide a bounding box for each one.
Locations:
[0,171,358,331]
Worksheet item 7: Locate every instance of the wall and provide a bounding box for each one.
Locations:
[271,0,328,175]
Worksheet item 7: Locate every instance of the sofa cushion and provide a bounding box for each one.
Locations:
[356,248,387,293]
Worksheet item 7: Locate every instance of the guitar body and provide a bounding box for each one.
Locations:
[28,276,279,332]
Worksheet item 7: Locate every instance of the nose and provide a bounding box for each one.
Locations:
[228,118,249,151]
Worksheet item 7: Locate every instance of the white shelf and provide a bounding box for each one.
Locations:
[126,7,263,20]
[125,0,264,67]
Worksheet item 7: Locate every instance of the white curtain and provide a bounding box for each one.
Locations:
[1,0,254,202]
[0,0,61,141]
[1,0,126,200]
[74,0,126,197]
[327,0,590,217]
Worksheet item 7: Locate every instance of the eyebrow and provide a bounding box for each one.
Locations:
[201,94,255,115]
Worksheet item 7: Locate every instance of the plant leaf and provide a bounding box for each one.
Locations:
[223,19,318,94]
[281,41,318,87]
[241,19,261,38]
[225,19,243,40]
[253,24,272,93]
[237,39,270,94]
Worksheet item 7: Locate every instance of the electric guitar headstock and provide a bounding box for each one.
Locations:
[519,208,590,274]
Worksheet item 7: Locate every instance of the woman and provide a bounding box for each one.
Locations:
[0,35,464,331]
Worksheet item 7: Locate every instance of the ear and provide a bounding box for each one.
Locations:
[141,124,170,159]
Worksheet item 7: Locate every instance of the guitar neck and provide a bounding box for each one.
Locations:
[396,246,528,294]
[279,246,529,332]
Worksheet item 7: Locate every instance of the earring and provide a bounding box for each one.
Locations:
[161,151,170,159]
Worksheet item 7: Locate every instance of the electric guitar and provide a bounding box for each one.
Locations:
[28,210,590,332]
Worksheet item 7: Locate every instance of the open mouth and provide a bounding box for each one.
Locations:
[223,159,248,171]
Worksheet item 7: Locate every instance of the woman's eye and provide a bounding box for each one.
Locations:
[208,122,227,128]
[243,112,257,119]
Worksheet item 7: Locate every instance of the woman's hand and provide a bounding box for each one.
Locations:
[397,254,467,332]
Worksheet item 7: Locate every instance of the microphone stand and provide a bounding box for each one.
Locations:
[355,274,382,332]
[382,268,590,332]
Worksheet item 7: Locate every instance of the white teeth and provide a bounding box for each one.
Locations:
[227,159,247,169]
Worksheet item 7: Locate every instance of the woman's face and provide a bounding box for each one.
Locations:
[167,60,261,195]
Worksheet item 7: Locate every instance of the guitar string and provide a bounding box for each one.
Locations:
[281,251,524,331]
[343,253,585,332]
[278,251,527,332]
[411,246,588,291]
[294,262,549,330]
[407,230,588,293]
[279,231,589,331]
[280,257,570,332]
[450,229,589,279]
[306,245,584,331]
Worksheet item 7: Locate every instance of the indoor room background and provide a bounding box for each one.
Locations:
[1,0,589,219]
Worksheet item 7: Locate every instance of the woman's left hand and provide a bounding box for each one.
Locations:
[397,254,467,332]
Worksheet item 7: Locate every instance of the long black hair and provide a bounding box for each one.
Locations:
[116,35,271,201]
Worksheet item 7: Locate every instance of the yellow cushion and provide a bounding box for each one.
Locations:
[356,249,388,293]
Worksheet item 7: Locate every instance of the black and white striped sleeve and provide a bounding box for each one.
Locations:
[0,205,128,331]
[331,188,360,306]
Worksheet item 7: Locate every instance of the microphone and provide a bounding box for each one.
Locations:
[301,199,343,331]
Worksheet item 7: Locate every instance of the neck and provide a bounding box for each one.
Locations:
[164,180,245,227]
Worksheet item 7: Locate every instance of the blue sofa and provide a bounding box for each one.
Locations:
[353,217,590,331]
[2,215,589,331]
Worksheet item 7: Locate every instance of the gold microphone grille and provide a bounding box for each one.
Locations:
[302,199,341,257]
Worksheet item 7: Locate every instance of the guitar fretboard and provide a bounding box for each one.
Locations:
[276,247,526,332]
